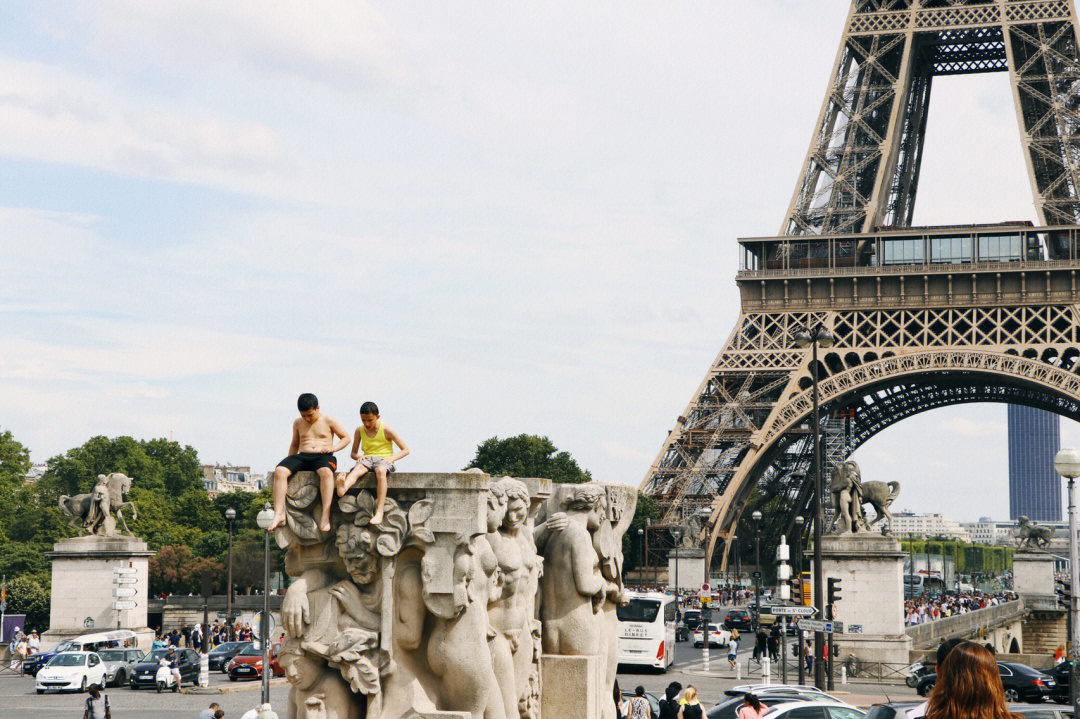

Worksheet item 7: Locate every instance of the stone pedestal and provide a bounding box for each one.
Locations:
[541,654,605,719]
[820,534,911,667]
[1014,551,1055,599]
[668,548,706,591]
[43,536,155,651]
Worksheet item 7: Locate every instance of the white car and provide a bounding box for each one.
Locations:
[759,700,865,719]
[692,623,731,648]
[35,651,109,694]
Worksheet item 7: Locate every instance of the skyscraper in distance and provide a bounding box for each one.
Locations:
[1008,404,1061,522]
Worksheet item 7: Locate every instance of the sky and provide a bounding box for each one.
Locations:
[2,1,1078,522]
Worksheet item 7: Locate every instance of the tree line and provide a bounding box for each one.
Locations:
[0,428,655,630]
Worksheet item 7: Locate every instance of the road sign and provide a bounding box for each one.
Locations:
[769,605,817,617]
[799,619,843,633]
[113,567,137,575]
[0,601,5,613]
[251,611,277,640]
[114,588,137,598]
[114,576,138,585]
[752,571,762,579]
[847,624,862,634]
[113,600,137,610]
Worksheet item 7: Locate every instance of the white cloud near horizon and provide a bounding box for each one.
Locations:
[2,1,1076,523]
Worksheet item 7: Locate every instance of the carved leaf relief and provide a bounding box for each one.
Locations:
[287,507,320,541]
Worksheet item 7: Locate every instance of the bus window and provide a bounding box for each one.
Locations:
[617,598,661,623]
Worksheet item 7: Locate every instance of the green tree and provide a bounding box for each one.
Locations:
[0,428,32,540]
[465,435,591,484]
[149,545,224,595]
[6,575,49,631]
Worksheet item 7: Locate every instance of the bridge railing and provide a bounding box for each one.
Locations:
[905,599,1026,648]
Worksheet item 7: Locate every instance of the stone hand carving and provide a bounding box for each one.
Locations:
[58,473,138,537]
[1015,515,1052,549]
[827,461,899,535]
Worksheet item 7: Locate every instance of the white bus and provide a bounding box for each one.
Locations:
[616,591,676,672]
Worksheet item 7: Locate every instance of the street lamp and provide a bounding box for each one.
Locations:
[255,503,275,707]
[671,526,684,622]
[225,507,236,642]
[1055,447,1080,715]
[795,515,805,684]
[637,528,645,587]
[734,534,741,591]
[794,322,833,690]
[752,510,763,633]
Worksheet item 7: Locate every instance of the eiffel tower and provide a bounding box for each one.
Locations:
[640,0,1080,569]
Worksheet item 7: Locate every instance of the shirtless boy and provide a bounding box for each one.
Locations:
[268,393,350,533]
[334,401,409,526]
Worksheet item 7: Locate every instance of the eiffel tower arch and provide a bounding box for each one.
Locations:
[640,0,1080,570]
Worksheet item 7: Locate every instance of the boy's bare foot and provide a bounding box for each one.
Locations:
[370,511,383,526]
[266,512,286,532]
[319,515,331,533]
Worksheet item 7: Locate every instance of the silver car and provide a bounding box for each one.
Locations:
[95,648,145,687]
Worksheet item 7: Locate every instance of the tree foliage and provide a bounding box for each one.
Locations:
[6,575,49,631]
[622,493,659,573]
[465,434,591,484]
[149,545,224,596]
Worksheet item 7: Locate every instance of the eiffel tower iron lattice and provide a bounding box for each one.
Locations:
[640,0,1080,571]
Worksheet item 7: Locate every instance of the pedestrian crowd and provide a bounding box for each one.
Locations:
[904,591,1016,626]
[149,620,259,651]
[613,681,705,719]
[6,626,41,670]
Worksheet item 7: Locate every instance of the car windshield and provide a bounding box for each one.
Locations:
[47,654,86,667]
[98,650,125,661]
[52,641,75,653]
[617,599,661,623]
[238,645,262,656]
[211,642,244,653]
[147,649,177,661]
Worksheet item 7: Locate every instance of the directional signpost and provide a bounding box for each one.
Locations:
[770,605,817,617]
[112,565,138,629]
[799,619,843,634]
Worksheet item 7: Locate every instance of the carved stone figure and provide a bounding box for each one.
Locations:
[828,461,900,535]
[58,473,138,537]
[1015,515,1052,549]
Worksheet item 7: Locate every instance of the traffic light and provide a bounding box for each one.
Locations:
[827,577,842,604]
[789,578,802,604]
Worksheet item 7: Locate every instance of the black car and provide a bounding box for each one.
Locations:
[21,640,77,677]
[209,642,251,672]
[129,648,201,689]
[678,610,702,642]
[999,662,1056,703]
[1049,661,1072,703]
[724,608,753,632]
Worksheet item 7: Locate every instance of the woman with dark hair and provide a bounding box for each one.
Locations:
[658,683,683,719]
[923,641,1021,719]
[738,693,768,719]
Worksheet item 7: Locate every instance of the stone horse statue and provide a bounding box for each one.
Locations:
[828,461,901,534]
[1015,515,1052,549]
[59,473,138,537]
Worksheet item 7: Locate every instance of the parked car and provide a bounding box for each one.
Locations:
[998,662,1056,703]
[712,700,863,719]
[1010,705,1074,719]
[96,648,145,687]
[23,629,140,677]
[227,643,284,681]
[22,640,77,677]
[724,608,754,632]
[693,623,732,648]
[129,648,201,689]
[209,641,251,672]
[34,651,109,694]
[723,685,845,702]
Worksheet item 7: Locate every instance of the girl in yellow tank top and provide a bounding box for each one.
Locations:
[336,402,411,526]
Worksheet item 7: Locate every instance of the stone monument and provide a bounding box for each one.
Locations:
[273,470,634,719]
[44,473,155,650]
[819,461,911,667]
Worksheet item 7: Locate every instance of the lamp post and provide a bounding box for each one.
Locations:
[671,527,684,621]
[752,510,763,634]
[795,515,805,684]
[1055,447,1080,715]
[734,534,741,592]
[794,322,834,690]
[255,503,275,707]
[637,528,645,588]
[225,507,236,642]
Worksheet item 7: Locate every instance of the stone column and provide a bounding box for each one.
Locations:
[820,534,912,667]
[43,535,155,651]
[668,548,706,591]
[1014,551,1056,599]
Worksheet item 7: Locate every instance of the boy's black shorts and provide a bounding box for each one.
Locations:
[277,452,337,474]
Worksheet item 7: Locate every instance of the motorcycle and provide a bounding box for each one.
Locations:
[905,660,931,688]
[155,659,181,693]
